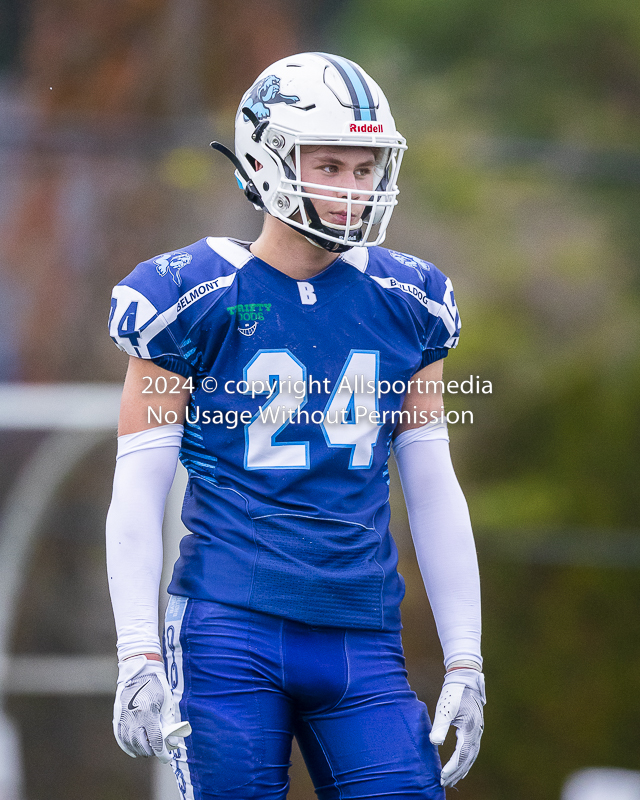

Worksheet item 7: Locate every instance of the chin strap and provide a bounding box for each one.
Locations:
[209,107,276,210]
[298,195,363,253]
[241,106,270,143]
[209,140,265,210]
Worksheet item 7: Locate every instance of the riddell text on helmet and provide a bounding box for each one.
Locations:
[349,123,384,132]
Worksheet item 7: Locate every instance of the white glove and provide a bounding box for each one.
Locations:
[113,655,191,764]
[429,668,485,787]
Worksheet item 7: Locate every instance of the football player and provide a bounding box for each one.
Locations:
[107,52,484,799]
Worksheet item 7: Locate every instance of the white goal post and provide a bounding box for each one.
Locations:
[0,383,188,800]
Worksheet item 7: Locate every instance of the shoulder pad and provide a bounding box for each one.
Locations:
[109,238,245,359]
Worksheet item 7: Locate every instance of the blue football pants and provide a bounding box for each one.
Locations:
[164,595,445,800]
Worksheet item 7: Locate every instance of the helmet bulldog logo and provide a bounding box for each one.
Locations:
[242,75,300,122]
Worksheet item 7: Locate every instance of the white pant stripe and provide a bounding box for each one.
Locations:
[164,595,195,800]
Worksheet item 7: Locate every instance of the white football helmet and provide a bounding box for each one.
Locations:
[211,52,407,252]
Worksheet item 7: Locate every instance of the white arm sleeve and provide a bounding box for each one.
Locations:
[392,422,482,668]
[106,424,183,661]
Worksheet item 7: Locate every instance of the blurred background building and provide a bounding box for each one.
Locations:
[0,0,639,798]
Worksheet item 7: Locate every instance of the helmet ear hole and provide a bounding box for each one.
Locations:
[245,154,263,172]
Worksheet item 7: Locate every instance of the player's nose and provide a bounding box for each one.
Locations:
[337,173,364,199]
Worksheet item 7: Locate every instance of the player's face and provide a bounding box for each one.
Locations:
[298,146,377,227]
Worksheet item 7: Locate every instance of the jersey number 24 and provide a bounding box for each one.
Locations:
[243,349,380,470]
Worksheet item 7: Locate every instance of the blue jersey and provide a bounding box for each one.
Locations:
[109,237,461,630]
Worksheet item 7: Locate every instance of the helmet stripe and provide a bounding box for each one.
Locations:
[317,53,377,122]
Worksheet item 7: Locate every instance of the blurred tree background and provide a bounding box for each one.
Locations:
[0,0,638,798]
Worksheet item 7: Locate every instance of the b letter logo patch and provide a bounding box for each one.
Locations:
[297,281,317,305]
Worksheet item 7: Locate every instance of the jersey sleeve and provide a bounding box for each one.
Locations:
[108,262,195,378]
[419,271,461,369]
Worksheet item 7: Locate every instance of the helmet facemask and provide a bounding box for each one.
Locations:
[246,127,405,252]
[279,139,403,252]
